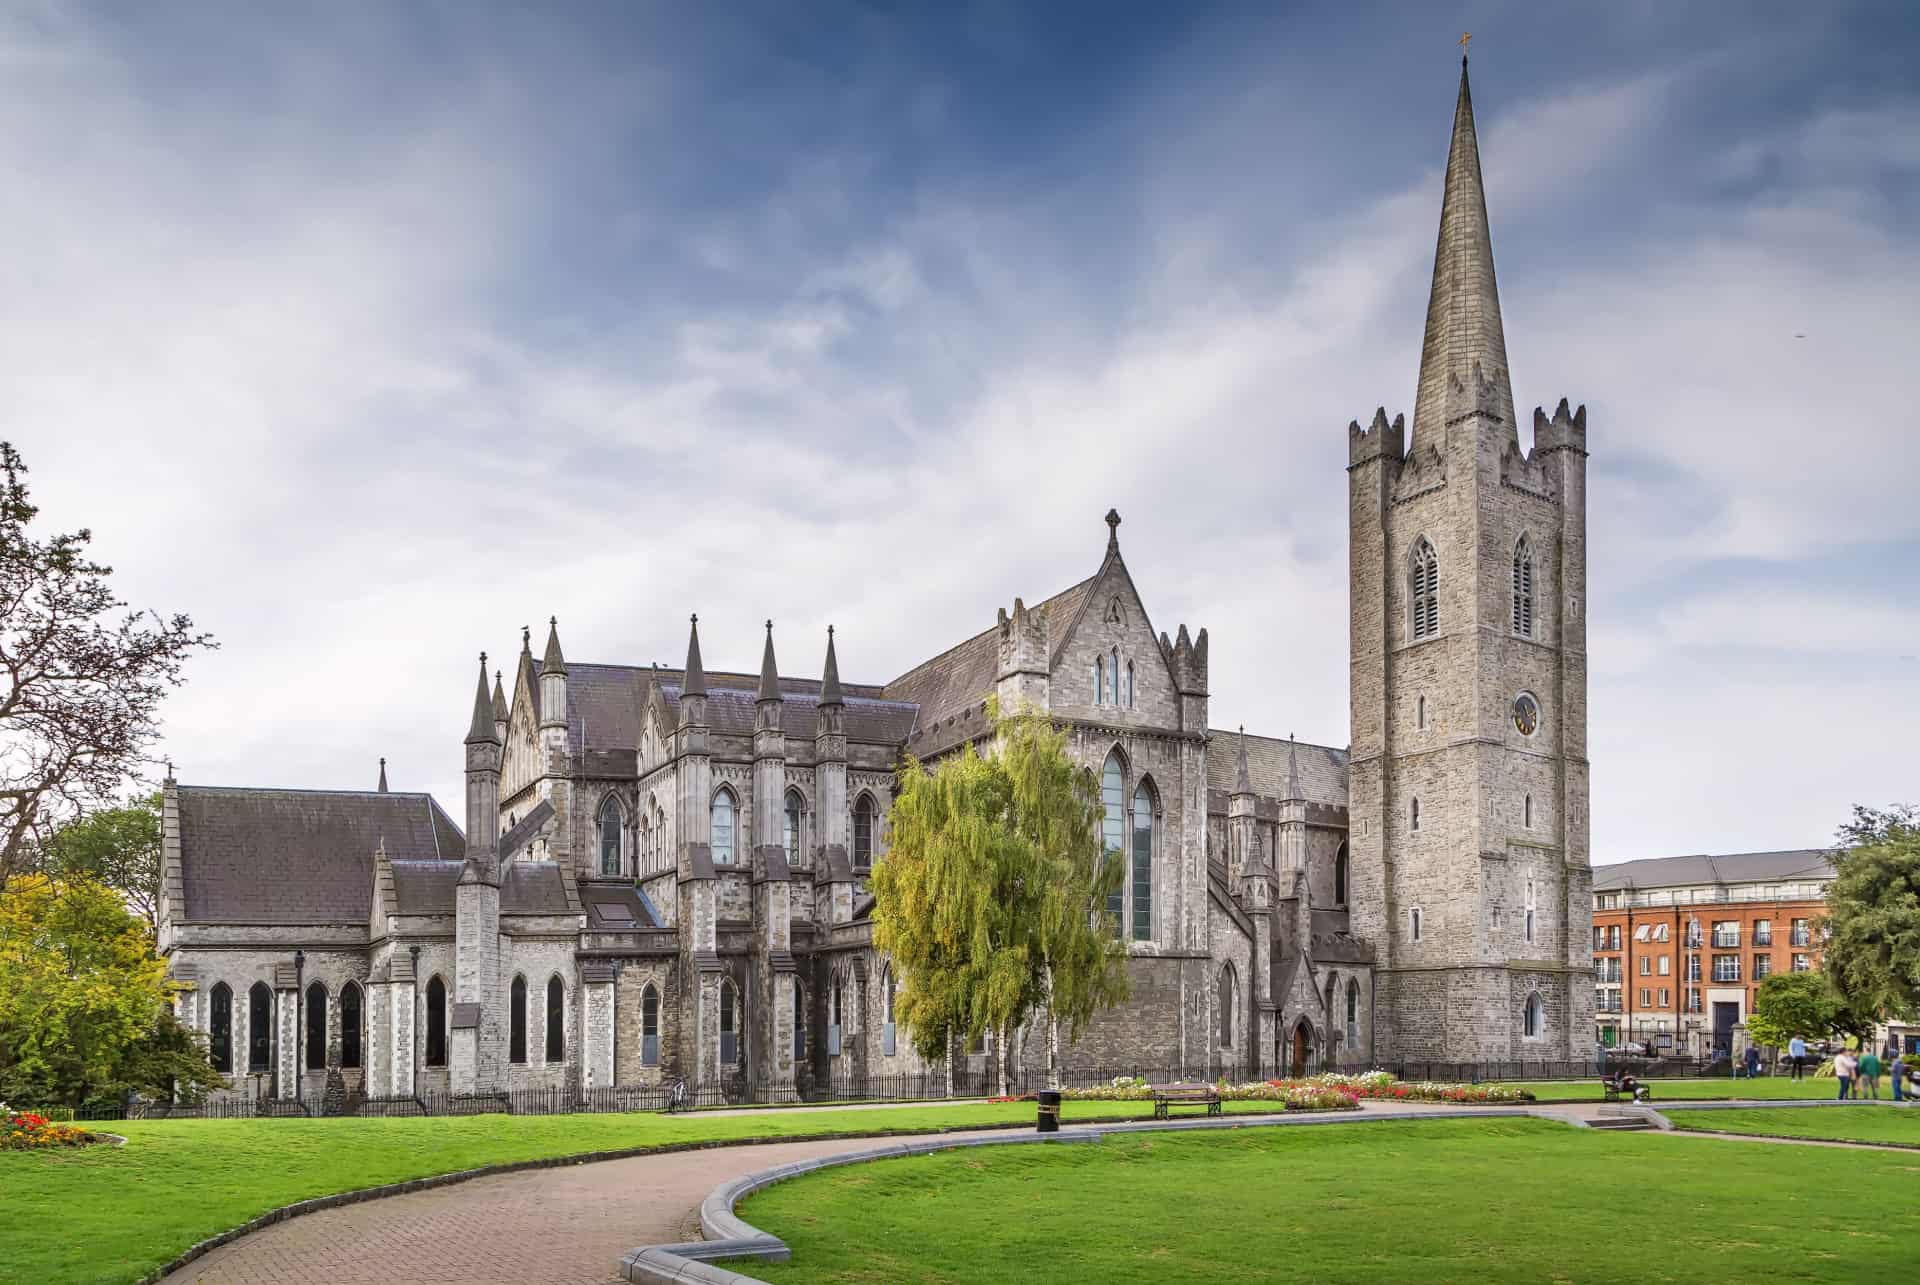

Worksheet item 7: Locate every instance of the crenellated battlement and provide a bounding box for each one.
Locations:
[996,595,1049,680]
[1443,359,1510,434]
[1347,406,1407,468]
[1160,622,1209,695]
[1531,397,1588,457]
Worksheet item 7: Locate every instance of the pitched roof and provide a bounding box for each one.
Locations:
[1412,55,1515,447]
[502,861,573,915]
[1207,731,1348,809]
[177,787,463,924]
[1591,849,1832,892]
[659,685,917,744]
[561,660,911,752]
[883,575,1096,726]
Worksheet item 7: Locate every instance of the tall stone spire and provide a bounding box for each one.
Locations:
[683,614,707,696]
[465,653,500,744]
[1234,725,1252,795]
[1284,733,1301,802]
[377,757,388,793]
[757,620,781,702]
[818,625,844,707]
[1411,53,1515,445]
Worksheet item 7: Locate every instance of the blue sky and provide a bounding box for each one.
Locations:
[2,1,1916,863]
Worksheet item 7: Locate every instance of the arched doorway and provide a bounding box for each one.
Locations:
[1290,1021,1312,1078]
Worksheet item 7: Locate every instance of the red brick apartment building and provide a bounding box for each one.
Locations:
[1590,850,1829,1057]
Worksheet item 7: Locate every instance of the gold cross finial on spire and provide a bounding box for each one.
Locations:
[1459,31,1471,59]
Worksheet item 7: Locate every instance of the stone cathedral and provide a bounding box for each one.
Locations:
[157,60,1595,1105]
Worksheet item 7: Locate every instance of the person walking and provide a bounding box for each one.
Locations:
[1743,1046,1762,1079]
[1788,1034,1807,1080]
[1894,1049,1908,1103]
[1834,1049,1856,1100]
[1859,1048,1882,1100]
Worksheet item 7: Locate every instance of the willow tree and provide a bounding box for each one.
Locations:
[871,705,1127,1092]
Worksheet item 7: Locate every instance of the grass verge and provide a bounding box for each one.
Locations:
[0,1097,1321,1284]
[1492,1076,1841,1103]
[741,1117,1920,1284]
[1664,1105,1920,1147]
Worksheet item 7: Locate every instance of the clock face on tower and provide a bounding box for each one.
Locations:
[1512,693,1540,737]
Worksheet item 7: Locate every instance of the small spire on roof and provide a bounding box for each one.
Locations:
[683,613,707,696]
[521,625,531,654]
[1105,508,1122,553]
[1285,733,1301,801]
[541,616,567,675]
[819,624,844,707]
[377,757,388,793]
[1234,725,1252,795]
[758,619,781,702]
[466,652,500,744]
[492,669,507,722]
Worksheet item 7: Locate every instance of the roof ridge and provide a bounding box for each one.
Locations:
[886,573,1098,690]
[177,784,438,799]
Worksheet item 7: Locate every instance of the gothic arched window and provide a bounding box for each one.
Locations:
[340,981,362,1069]
[1512,535,1535,638]
[785,789,803,864]
[598,795,622,876]
[711,788,736,865]
[509,975,528,1064]
[1410,538,1440,640]
[793,976,807,1063]
[425,976,447,1067]
[1093,656,1104,706]
[720,979,740,1068]
[1131,780,1154,942]
[1346,980,1360,1045]
[545,976,565,1063]
[1525,879,1538,946]
[1524,793,1534,830]
[641,984,660,1066]
[1410,797,1422,832]
[853,794,876,866]
[1218,965,1236,1048]
[208,982,233,1073]
[1125,660,1135,708]
[248,982,272,1072]
[881,966,897,1056]
[304,981,327,1071]
[1110,648,1120,705]
[1101,752,1126,936]
[1523,991,1543,1039]
[1334,842,1349,908]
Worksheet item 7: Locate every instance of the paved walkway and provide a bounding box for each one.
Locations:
[147,1099,1796,1285]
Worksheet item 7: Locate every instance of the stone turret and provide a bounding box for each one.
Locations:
[1228,727,1258,881]
[673,614,724,1085]
[995,597,1048,714]
[750,621,796,1092]
[538,618,568,761]
[1163,624,1209,734]
[814,626,850,911]
[456,652,504,1094]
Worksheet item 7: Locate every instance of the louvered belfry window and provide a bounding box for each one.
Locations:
[1410,539,1440,640]
[1512,536,1534,637]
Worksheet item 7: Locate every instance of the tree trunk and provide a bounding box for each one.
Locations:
[1043,962,1062,1090]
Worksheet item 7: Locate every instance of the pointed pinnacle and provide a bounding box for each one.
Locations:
[492,670,508,722]
[1234,725,1251,795]
[466,652,500,744]
[541,616,567,675]
[819,624,844,707]
[1285,733,1301,801]
[683,613,707,696]
[377,757,388,793]
[758,619,781,702]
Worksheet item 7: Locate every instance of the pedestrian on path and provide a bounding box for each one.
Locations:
[1789,1034,1808,1080]
[1893,1049,1907,1103]
[1834,1049,1857,1100]
[1858,1049,1882,1100]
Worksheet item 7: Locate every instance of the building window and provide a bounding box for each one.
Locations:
[209,982,233,1074]
[720,980,739,1068]
[1417,695,1428,730]
[1409,907,1423,942]
[1131,782,1154,942]
[1686,955,1702,982]
[1658,987,1670,1008]
[1512,535,1534,638]
[1712,955,1741,983]
[425,976,447,1067]
[641,984,660,1066]
[828,977,844,1057]
[1792,954,1811,972]
[785,790,803,865]
[711,788,736,865]
[1093,656,1104,706]
[1754,955,1773,979]
[1640,988,1652,1008]
[1125,661,1135,709]
[1345,981,1359,1046]
[1684,921,1703,948]
[792,976,806,1064]
[1410,797,1422,832]
[545,976,565,1063]
[1333,843,1349,908]
[1523,992,1543,1039]
[853,794,875,867]
[1523,793,1534,829]
[340,981,362,1070]
[1409,538,1440,640]
[598,796,622,877]
[1110,648,1120,706]
[1218,965,1236,1048]
[881,967,897,1057]
[1101,752,1126,936]
[1684,988,1702,1013]
[509,975,528,1064]
[1639,956,1651,976]
[304,982,327,1072]
[1753,920,1772,947]
[1790,919,1810,947]
[1652,924,1669,943]
[1657,956,1670,976]
[1524,880,1536,946]
[1712,921,1740,949]
[248,982,273,1072]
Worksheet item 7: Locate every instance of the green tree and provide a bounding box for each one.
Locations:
[37,792,163,935]
[871,706,1128,1091]
[0,872,222,1105]
[1821,804,1920,1024]
[1746,971,1839,1048]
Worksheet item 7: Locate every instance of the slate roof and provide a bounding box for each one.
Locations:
[1591,849,1831,892]
[883,575,1097,726]
[502,862,573,915]
[561,662,904,752]
[579,881,663,930]
[177,787,463,925]
[390,860,462,915]
[1205,732,1348,809]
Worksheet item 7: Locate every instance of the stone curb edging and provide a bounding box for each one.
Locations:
[133,1118,1044,1285]
[1649,1098,1918,1148]
[619,1106,1588,1285]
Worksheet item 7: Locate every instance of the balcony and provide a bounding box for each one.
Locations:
[1711,931,1739,948]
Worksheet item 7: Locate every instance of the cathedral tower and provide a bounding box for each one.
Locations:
[1347,56,1593,1061]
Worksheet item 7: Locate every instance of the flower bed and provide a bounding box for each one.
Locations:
[3,1105,102,1151]
[1057,1071,1531,1108]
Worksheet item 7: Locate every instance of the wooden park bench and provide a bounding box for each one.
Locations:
[1149,1082,1223,1120]
[1599,1076,1651,1103]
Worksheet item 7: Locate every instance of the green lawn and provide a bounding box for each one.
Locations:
[0,1097,1308,1285]
[1496,1076,1840,1103]
[1665,1105,1920,1147]
[741,1117,1920,1284]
